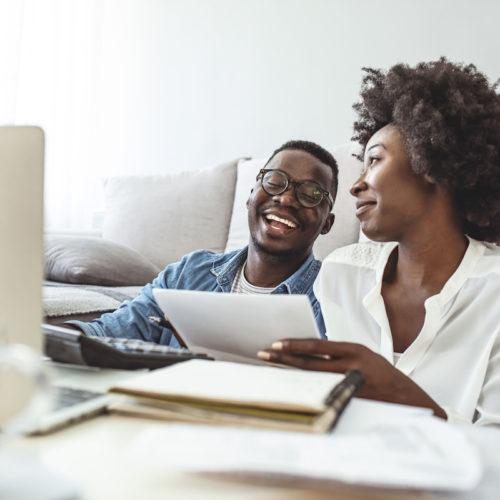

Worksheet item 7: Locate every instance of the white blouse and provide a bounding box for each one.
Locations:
[314,237,500,426]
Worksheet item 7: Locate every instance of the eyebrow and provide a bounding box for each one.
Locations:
[367,143,387,152]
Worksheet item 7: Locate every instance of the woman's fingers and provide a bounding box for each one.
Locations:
[257,339,377,376]
[257,349,351,373]
[270,338,366,359]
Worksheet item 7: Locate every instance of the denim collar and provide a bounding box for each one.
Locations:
[211,246,321,294]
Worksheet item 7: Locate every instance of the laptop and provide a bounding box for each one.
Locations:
[0,126,110,435]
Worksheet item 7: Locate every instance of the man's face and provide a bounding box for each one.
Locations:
[247,149,335,259]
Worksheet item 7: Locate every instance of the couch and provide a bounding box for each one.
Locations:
[43,143,364,325]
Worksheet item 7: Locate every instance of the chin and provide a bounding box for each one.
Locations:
[255,242,296,257]
[360,225,393,243]
[251,235,304,258]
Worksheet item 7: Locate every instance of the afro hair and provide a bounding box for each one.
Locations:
[352,58,500,242]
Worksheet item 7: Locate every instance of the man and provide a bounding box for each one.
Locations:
[68,140,338,345]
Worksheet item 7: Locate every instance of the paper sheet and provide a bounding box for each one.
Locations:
[152,289,321,363]
[126,416,481,492]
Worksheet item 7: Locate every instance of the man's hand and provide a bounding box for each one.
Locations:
[257,338,447,419]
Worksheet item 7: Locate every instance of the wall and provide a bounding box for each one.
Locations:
[3,0,500,229]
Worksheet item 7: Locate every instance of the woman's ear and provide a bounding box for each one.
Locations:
[423,173,437,184]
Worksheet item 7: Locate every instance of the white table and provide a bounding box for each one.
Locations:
[3,363,500,500]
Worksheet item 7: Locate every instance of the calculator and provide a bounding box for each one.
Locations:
[43,324,212,370]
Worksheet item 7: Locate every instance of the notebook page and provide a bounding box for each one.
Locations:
[110,359,345,412]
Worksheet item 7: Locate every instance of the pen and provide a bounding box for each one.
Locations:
[147,316,187,348]
[148,316,175,329]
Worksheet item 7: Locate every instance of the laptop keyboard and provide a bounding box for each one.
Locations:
[53,386,104,411]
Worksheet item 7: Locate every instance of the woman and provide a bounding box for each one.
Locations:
[258,59,500,425]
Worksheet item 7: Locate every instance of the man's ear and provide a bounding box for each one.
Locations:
[246,188,254,209]
[320,213,335,235]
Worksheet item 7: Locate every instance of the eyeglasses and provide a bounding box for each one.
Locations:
[257,169,333,209]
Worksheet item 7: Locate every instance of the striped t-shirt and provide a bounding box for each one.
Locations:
[231,262,276,295]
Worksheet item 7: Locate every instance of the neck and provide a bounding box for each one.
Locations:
[244,244,309,288]
[386,228,468,290]
[384,188,470,290]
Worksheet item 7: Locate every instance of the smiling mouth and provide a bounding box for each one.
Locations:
[264,214,298,233]
[355,201,376,217]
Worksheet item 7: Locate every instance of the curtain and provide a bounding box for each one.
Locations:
[1,0,106,230]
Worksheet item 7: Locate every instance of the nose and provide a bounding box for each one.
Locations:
[272,183,301,207]
[350,172,367,197]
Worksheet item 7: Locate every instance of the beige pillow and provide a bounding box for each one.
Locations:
[45,235,160,286]
[102,159,240,269]
[224,144,363,260]
[224,158,266,253]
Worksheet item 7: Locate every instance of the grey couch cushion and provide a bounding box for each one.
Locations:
[45,235,160,286]
[102,158,241,269]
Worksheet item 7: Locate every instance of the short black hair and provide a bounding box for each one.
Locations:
[265,140,339,201]
[352,58,500,242]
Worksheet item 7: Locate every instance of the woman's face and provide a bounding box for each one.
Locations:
[350,124,436,242]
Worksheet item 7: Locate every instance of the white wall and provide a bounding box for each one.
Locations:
[3,0,500,229]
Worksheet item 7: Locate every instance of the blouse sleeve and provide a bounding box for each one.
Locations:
[474,331,500,426]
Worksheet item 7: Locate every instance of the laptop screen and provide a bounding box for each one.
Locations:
[0,126,44,353]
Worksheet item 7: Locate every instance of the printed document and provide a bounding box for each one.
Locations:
[153,290,321,363]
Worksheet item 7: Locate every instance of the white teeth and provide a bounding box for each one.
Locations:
[266,214,297,228]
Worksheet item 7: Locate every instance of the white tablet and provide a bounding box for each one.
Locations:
[152,289,321,364]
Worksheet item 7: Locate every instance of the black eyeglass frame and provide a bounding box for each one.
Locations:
[257,168,333,209]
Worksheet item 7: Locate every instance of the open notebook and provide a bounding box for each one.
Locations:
[108,359,364,433]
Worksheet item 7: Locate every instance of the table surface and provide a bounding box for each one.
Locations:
[8,413,441,500]
[4,363,500,500]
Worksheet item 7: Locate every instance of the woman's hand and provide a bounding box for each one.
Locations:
[257,338,447,419]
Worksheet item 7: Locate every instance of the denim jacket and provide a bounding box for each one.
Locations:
[70,247,326,346]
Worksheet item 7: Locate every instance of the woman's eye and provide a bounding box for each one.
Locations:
[366,156,380,168]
